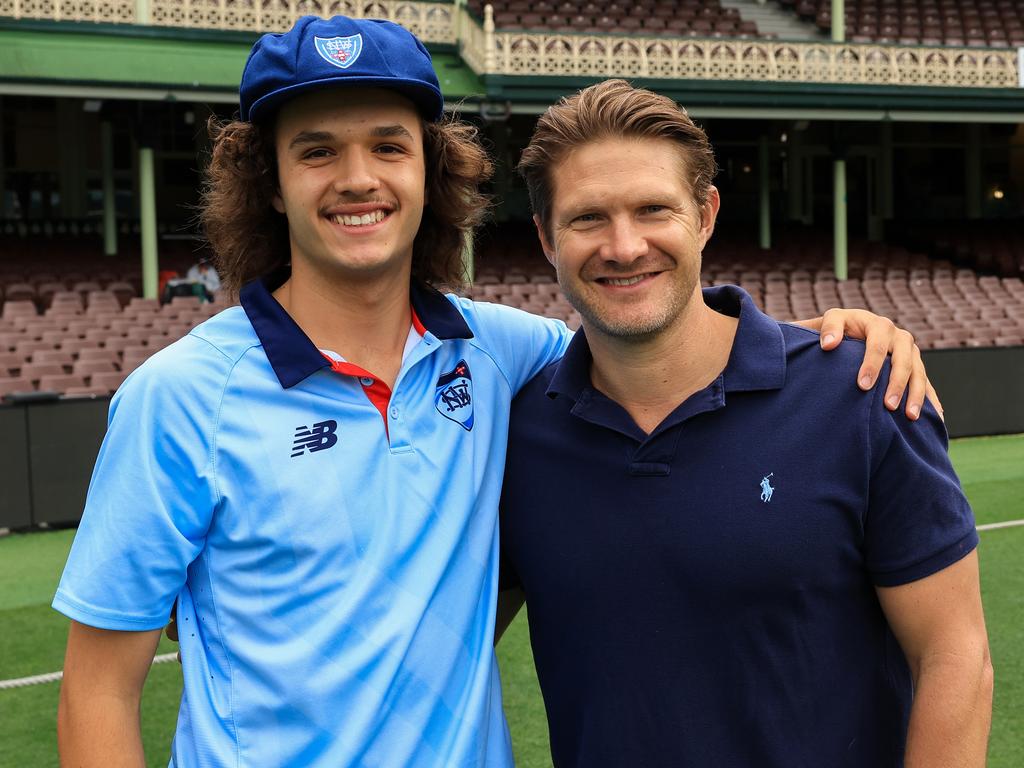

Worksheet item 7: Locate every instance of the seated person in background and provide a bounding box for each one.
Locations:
[185,257,221,301]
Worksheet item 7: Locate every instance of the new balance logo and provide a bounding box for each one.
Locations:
[291,420,338,457]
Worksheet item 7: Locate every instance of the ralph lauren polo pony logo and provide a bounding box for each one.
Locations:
[760,473,775,503]
[435,360,474,431]
[314,35,363,70]
[291,420,339,457]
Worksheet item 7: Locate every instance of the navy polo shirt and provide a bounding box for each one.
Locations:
[500,285,977,768]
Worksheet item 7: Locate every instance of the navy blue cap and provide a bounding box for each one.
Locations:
[239,15,444,123]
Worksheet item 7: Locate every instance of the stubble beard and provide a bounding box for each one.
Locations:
[556,259,701,342]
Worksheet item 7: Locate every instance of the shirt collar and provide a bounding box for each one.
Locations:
[240,270,474,389]
[547,284,786,401]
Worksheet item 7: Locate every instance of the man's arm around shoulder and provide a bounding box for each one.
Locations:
[57,621,162,768]
[877,550,994,768]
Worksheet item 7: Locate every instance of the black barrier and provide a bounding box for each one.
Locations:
[0,406,32,528]
[0,396,109,529]
[0,346,1021,528]
[921,346,1024,439]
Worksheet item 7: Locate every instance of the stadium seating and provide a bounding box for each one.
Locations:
[794,0,1024,46]
[469,0,764,37]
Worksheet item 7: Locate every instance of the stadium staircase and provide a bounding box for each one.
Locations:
[717,0,825,39]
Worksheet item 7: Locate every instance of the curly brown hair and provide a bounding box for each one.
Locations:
[200,113,493,296]
[517,79,718,241]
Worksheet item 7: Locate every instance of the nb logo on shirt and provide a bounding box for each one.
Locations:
[291,420,339,457]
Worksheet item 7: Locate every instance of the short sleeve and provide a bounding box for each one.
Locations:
[450,297,573,395]
[51,337,224,630]
[864,379,977,587]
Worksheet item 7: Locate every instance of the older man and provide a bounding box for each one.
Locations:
[500,80,992,768]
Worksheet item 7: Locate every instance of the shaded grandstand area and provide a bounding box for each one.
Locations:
[466,223,1024,349]
[0,236,232,399]
[470,0,764,37]
[796,0,1024,46]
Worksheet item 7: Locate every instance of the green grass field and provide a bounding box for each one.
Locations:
[1,433,1021,767]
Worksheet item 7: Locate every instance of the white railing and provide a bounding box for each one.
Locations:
[0,0,1018,88]
[462,5,1020,88]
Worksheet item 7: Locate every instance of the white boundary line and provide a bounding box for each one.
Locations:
[977,519,1024,531]
[0,652,177,691]
[2,520,1022,692]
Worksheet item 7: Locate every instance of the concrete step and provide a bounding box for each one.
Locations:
[718,0,827,41]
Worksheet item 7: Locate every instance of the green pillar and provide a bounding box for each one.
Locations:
[0,97,6,219]
[965,123,982,220]
[879,121,894,220]
[758,136,771,250]
[834,158,848,281]
[135,0,150,24]
[101,122,117,256]
[831,0,845,41]
[139,147,159,299]
[786,124,803,222]
[463,231,475,285]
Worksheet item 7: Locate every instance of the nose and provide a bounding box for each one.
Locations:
[600,216,649,264]
[334,149,379,197]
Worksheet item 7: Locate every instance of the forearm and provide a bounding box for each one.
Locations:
[904,652,994,768]
[58,687,146,768]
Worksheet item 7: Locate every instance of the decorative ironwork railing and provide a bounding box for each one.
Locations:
[0,0,1019,88]
[460,4,1020,89]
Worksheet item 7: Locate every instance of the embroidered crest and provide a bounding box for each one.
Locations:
[435,359,474,431]
[760,473,775,503]
[314,34,363,70]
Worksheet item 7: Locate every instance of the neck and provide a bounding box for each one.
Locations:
[273,260,414,387]
[585,287,738,434]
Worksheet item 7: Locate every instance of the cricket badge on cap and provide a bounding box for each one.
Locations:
[435,359,474,431]
[314,34,363,69]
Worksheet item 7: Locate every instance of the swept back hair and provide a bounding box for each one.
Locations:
[517,79,717,237]
[200,112,493,296]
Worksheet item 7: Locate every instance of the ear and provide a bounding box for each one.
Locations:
[698,185,721,249]
[272,191,285,215]
[533,214,556,267]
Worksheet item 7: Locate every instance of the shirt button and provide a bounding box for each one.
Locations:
[390,406,400,419]
[359,377,374,387]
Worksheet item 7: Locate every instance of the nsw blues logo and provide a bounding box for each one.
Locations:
[314,34,363,70]
[435,360,474,431]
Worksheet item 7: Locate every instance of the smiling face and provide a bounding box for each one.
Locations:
[271,87,427,285]
[537,136,720,342]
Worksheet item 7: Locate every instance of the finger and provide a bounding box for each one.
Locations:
[882,330,915,412]
[817,308,844,350]
[856,316,895,390]
[925,378,944,421]
[902,344,927,420]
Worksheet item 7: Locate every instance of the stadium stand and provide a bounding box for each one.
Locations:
[469,0,764,37]
[795,0,1024,46]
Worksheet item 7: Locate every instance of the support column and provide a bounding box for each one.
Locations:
[786,124,803,222]
[463,231,475,285]
[0,98,6,219]
[57,100,87,218]
[490,121,510,223]
[834,158,848,281]
[879,120,893,220]
[965,123,982,220]
[867,155,883,242]
[758,136,771,250]
[101,121,117,256]
[138,146,159,299]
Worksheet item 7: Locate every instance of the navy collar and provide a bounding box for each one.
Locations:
[547,285,786,402]
[240,271,473,389]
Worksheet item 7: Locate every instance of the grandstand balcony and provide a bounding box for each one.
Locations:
[0,1,1018,91]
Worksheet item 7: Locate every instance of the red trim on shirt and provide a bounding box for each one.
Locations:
[321,354,393,437]
[411,307,427,337]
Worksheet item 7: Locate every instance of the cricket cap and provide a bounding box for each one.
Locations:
[239,15,444,123]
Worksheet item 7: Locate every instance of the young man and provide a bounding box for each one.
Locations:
[500,80,993,767]
[54,17,934,768]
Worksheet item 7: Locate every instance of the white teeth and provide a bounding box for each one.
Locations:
[330,210,387,226]
[605,275,646,286]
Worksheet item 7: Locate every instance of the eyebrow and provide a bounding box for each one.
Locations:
[287,125,415,150]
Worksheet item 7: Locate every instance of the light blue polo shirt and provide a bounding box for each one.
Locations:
[53,275,572,768]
